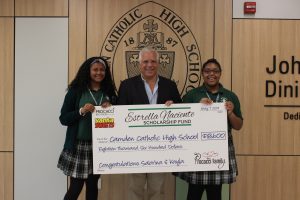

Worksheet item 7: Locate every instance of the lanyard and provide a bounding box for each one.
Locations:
[206,92,220,103]
[88,88,103,105]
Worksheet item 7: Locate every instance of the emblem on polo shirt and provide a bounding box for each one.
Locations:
[101,1,201,95]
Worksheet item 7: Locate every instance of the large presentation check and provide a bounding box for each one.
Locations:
[92,103,228,174]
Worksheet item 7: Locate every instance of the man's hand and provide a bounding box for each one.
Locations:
[165,100,174,106]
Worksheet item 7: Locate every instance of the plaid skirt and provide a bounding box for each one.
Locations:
[174,133,238,185]
[57,140,94,179]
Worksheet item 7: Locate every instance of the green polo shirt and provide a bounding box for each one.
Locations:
[183,84,243,129]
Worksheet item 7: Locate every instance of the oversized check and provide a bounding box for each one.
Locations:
[92,103,228,174]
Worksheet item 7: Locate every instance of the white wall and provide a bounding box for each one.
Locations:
[15,18,68,200]
[233,0,300,19]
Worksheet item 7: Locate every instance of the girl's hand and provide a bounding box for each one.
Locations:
[199,98,213,105]
[82,103,95,113]
[101,101,112,108]
[225,101,234,116]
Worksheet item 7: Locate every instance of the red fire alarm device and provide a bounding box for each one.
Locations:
[244,2,256,14]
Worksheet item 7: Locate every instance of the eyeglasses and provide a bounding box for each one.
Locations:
[202,69,221,74]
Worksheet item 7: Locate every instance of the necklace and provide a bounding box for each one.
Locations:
[206,91,220,103]
[88,88,103,105]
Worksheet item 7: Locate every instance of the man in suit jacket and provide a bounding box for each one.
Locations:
[118,47,182,200]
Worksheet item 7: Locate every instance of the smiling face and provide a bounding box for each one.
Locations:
[139,51,159,81]
[90,62,106,85]
[202,62,221,89]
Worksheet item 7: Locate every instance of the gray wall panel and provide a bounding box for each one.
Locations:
[15,18,68,200]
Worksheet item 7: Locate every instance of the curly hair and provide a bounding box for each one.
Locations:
[68,57,117,103]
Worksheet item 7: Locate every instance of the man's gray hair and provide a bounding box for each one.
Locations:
[138,47,160,63]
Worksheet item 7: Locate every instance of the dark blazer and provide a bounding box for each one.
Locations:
[118,75,182,105]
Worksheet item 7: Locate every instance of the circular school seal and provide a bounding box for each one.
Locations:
[101,1,201,95]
